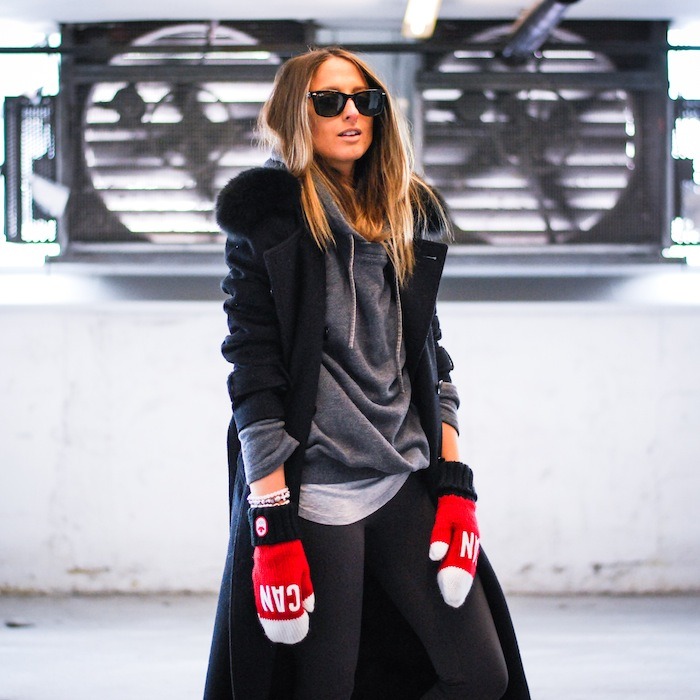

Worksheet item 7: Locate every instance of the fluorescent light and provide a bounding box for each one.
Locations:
[402,0,442,39]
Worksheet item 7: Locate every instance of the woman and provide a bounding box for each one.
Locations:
[204,47,530,700]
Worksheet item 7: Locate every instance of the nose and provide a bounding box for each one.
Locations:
[342,96,360,119]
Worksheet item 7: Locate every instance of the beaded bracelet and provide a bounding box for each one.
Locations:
[247,486,291,508]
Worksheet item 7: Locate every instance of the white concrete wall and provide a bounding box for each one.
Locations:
[1,282,699,594]
[440,302,700,594]
[0,298,232,594]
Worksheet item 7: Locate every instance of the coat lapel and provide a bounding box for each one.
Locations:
[263,230,326,363]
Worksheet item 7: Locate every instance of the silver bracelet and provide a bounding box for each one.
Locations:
[247,487,290,508]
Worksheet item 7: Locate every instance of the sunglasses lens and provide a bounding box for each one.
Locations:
[314,93,345,117]
[355,90,385,117]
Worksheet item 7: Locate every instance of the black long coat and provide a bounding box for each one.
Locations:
[204,166,530,700]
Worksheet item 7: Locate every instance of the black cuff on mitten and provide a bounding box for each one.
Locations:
[248,502,301,546]
[434,459,478,501]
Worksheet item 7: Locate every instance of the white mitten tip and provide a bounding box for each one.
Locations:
[429,540,449,562]
[303,592,315,613]
[259,612,310,645]
[437,566,475,608]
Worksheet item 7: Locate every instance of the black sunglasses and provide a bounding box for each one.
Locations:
[307,89,387,118]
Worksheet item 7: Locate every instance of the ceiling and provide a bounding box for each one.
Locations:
[0,0,699,36]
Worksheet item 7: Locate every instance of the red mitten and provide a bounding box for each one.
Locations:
[429,495,480,607]
[429,460,480,608]
[249,503,315,644]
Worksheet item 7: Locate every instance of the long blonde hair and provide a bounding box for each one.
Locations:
[258,47,450,285]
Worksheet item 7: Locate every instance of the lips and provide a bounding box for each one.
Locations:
[339,129,361,137]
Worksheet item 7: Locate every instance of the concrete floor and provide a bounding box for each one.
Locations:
[1,594,698,699]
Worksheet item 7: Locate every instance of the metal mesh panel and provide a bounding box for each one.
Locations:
[3,96,58,243]
[418,20,670,251]
[62,21,305,245]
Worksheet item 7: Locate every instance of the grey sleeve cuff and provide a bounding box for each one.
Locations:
[439,380,460,435]
[238,418,300,485]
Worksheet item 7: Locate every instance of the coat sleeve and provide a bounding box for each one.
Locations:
[416,179,455,384]
[431,311,455,383]
[217,167,305,432]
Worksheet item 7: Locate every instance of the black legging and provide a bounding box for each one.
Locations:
[292,473,509,700]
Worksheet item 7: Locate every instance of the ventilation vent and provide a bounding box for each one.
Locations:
[70,24,280,243]
[418,23,668,250]
[3,95,58,243]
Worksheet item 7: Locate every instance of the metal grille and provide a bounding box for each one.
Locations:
[418,21,670,250]
[62,21,304,245]
[3,95,58,243]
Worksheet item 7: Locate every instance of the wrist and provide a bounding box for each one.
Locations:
[249,464,286,497]
[440,422,460,461]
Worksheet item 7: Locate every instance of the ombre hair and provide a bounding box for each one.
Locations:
[258,47,450,285]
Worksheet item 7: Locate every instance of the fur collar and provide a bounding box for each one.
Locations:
[215,166,303,235]
[215,164,452,242]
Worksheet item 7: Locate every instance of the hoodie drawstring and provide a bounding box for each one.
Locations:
[347,234,357,350]
[393,272,405,394]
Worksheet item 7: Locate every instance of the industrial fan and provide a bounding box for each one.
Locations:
[418,21,668,249]
[66,22,283,244]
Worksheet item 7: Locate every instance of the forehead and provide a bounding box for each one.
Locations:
[310,56,368,89]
